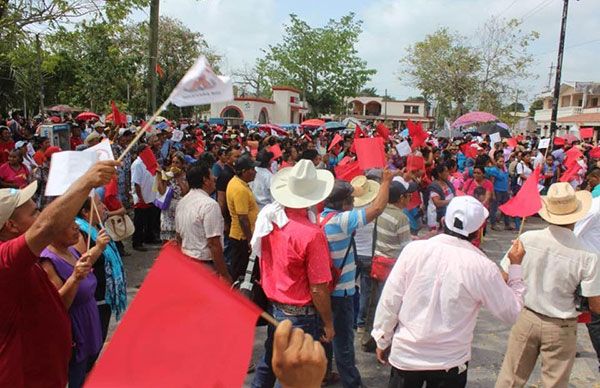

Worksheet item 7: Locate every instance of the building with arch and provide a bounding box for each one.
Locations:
[343,96,434,129]
[210,86,308,126]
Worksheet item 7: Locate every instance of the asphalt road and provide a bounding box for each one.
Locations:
[110,217,600,387]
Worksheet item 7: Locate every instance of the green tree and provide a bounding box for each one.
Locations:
[264,13,376,116]
[400,28,480,118]
[233,58,272,98]
[529,98,544,117]
[359,87,378,97]
[505,102,525,112]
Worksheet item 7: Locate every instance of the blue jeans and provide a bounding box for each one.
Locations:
[490,191,511,226]
[355,255,372,328]
[252,305,322,388]
[325,296,362,388]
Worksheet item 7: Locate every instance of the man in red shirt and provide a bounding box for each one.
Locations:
[252,159,335,387]
[0,126,14,164]
[0,160,118,387]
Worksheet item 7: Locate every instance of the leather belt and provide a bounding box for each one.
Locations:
[273,302,316,316]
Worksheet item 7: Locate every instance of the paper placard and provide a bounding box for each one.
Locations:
[45,151,98,196]
[84,139,114,161]
[538,138,550,149]
[490,132,501,145]
[171,129,184,142]
[395,141,412,157]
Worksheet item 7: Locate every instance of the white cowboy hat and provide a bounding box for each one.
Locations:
[351,175,380,207]
[270,159,334,209]
[538,182,592,225]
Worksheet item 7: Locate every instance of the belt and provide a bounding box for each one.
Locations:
[524,306,577,322]
[273,302,316,316]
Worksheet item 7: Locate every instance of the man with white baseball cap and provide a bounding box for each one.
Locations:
[0,160,118,388]
[373,196,526,388]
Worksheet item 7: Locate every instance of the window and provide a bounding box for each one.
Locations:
[404,105,419,114]
[592,98,599,107]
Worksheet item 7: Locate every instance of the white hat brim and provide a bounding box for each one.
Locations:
[353,180,380,207]
[538,191,592,225]
[271,167,334,209]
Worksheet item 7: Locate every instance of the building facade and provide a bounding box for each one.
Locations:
[343,96,434,129]
[210,86,308,126]
[534,82,600,137]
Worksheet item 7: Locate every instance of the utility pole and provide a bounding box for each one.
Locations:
[550,0,570,136]
[147,0,160,114]
[546,62,555,91]
[35,34,44,115]
[384,88,388,121]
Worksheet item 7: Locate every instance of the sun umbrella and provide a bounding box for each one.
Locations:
[48,116,61,123]
[451,112,498,128]
[259,124,288,136]
[47,104,74,113]
[75,112,99,121]
[300,118,325,127]
[324,121,347,131]
[477,123,511,138]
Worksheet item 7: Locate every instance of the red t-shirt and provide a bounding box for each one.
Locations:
[0,235,72,387]
[70,136,83,150]
[33,150,46,166]
[0,141,14,164]
[259,208,332,306]
[0,163,29,188]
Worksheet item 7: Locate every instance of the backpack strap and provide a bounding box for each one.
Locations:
[318,212,336,229]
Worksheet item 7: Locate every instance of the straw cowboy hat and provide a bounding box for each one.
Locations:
[270,159,334,209]
[538,182,592,225]
[351,175,380,207]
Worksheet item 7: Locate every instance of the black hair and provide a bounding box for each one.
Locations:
[300,149,319,162]
[324,180,354,211]
[256,150,274,168]
[473,186,486,198]
[431,164,448,180]
[78,197,93,219]
[445,159,457,171]
[187,162,211,189]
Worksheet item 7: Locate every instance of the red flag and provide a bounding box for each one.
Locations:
[564,147,583,168]
[104,176,118,198]
[349,125,365,154]
[85,243,260,388]
[138,146,158,176]
[269,144,282,161]
[590,147,600,159]
[111,100,125,127]
[407,120,427,149]
[506,138,518,148]
[375,122,390,139]
[355,137,386,170]
[499,166,542,218]
[515,134,524,143]
[338,156,352,166]
[406,155,425,172]
[559,161,582,183]
[334,160,362,181]
[554,136,566,146]
[580,127,594,139]
[328,134,343,151]
[155,63,165,78]
[460,142,478,159]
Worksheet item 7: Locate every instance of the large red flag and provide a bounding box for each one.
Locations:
[355,137,386,170]
[375,122,390,139]
[335,160,362,181]
[85,243,261,388]
[407,120,427,149]
[269,143,283,161]
[349,124,365,154]
[590,147,600,159]
[460,142,478,159]
[564,147,583,168]
[499,166,542,217]
[138,146,158,176]
[506,138,518,148]
[328,133,343,151]
[111,100,125,127]
[580,127,594,139]
[559,161,582,183]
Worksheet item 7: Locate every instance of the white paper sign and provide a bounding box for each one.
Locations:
[490,132,501,145]
[538,138,551,149]
[171,129,184,142]
[84,139,114,161]
[45,151,98,196]
[168,56,233,107]
[395,141,412,157]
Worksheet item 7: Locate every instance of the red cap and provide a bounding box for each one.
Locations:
[44,146,61,158]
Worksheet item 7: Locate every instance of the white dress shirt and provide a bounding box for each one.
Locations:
[131,157,157,204]
[250,167,273,209]
[501,225,600,319]
[373,234,525,371]
[575,197,600,253]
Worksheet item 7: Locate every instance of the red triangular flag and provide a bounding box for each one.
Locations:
[138,146,158,176]
[506,138,518,148]
[375,122,390,139]
[564,147,583,168]
[338,156,352,166]
[406,155,425,172]
[111,100,125,127]
[407,120,427,149]
[559,161,582,183]
[334,160,362,181]
[460,142,478,159]
[499,166,542,217]
[355,137,386,170]
[269,144,282,161]
[580,127,594,139]
[349,125,365,154]
[328,133,343,151]
[104,176,118,198]
[85,243,260,388]
[590,147,600,159]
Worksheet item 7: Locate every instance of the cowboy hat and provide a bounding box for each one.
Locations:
[351,175,380,207]
[538,182,592,225]
[270,159,334,209]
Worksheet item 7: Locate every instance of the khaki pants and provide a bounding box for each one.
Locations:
[495,308,577,388]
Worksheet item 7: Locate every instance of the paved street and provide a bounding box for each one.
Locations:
[110,217,600,387]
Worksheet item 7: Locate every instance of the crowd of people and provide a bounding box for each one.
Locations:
[2,108,600,388]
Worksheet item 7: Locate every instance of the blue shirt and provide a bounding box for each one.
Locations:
[593,185,600,198]
[485,166,509,192]
[457,153,466,171]
[160,139,182,162]
[321,207,366,297]
[212,162,224,179]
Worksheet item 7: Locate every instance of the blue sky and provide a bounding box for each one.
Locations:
[132,0,600,105]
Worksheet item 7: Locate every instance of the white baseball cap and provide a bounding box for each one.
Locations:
[0,182,38,229]
[444,196,489,237]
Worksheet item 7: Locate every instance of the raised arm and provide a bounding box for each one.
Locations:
[365,169,393,224]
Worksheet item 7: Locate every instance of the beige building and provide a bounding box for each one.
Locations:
[210,86,308,126]
[534,82,600,137]
[343,96,434,129]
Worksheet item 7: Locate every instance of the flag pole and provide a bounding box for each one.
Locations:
[518,217,526,237]
[117,98,171,163]
[260,311,279,327]
[86,198,94,252]
[91,197,105,230]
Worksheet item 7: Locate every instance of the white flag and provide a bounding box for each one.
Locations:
[45,151,98,196]
[395,141,412,157]
[538,138,551,149]
[490,132,501,145]
[168,56,233,107]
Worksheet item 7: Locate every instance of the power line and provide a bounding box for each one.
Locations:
[520,0,555,22]
[532,38,600,57]
[497,0,520,17]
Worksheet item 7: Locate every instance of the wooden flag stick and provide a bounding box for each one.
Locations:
[86,198,94,252]
[260,311,279,327]
[91,197,105,230]
[518,217,526,237]
[117,98,171,163]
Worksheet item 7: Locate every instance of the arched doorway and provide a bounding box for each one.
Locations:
[365,101,382,116]
[220,105,244,127]
[258,108,269,124]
